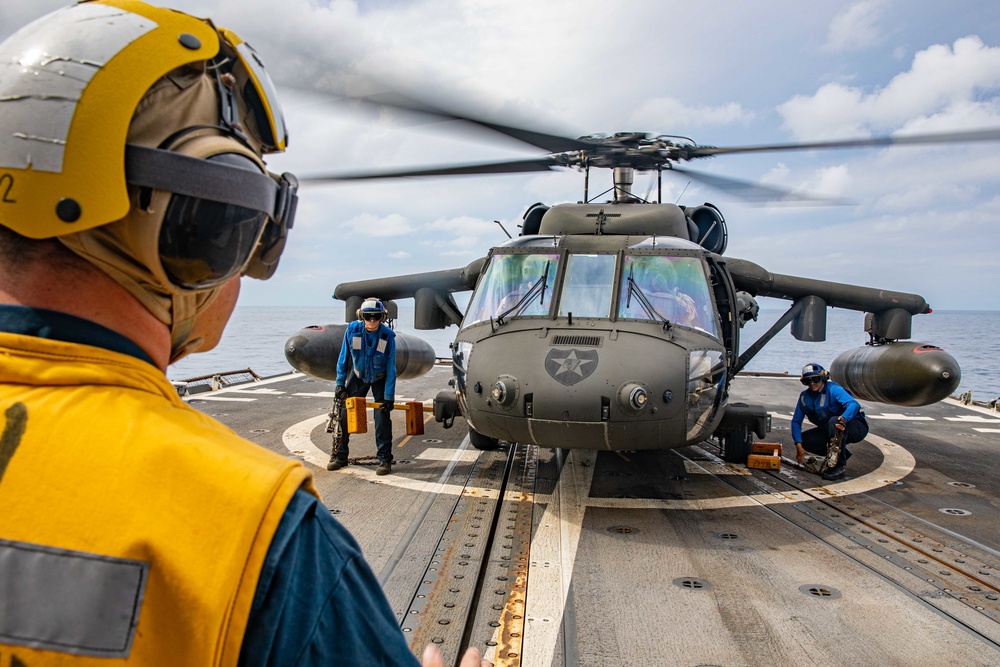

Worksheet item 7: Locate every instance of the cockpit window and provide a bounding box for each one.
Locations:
[618,255,719,337]
[558,253,616,318]
[463,252,560,326]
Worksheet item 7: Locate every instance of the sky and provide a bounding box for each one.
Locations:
[3,0,1000,313]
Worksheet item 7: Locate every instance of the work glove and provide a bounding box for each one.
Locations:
[380,401,394,414]
[335,385,348,400]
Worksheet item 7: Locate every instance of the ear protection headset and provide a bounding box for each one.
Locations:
[357,297,388,323]
[800,363,830,385]
[0,0,296,288]
[0,0,297,362]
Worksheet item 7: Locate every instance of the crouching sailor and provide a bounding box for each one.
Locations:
[792,363,870,481]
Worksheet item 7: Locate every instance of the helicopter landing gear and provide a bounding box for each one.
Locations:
[716,402,769,464]
[721,424,753,463]
[469,427,500,451]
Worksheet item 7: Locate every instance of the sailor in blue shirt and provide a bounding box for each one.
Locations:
[331,298,398,475]
[791,363,869,481]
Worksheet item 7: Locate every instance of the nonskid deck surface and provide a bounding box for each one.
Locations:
[190,371,1000,666]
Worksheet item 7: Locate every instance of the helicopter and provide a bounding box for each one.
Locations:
[284,96,990,462]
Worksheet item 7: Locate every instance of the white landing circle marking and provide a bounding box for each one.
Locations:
[281,414,468,495]
[283,414,916,508]
[531,423,916,510]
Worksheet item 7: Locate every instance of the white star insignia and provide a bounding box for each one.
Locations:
[550,350,595,377]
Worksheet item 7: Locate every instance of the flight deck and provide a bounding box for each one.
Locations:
[187,369,1000,666]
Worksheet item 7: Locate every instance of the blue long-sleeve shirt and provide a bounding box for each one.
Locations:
[791,380,862,443]
[336,320,397,401]
[239,489,420,667]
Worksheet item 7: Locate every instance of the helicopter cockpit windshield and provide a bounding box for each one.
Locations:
[464,251,561,326]
[558,253,616,318]
[618,255,719,337]
[463,245,720,338]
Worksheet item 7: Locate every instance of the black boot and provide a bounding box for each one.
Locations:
[821,464,846,481]
[327,456,348,471]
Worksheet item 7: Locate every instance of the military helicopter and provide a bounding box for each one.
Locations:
[284,95,994,462]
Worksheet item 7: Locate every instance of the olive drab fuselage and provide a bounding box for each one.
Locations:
[453,233,734,451]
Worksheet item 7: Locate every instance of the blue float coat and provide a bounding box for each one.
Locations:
[336,320,397,402]
[791,380,862,443]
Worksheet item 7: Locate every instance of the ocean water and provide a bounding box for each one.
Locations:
[167,306,1000,400]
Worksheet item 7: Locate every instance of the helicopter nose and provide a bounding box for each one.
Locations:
[459,327,702,450]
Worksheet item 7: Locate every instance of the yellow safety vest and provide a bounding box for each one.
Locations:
[0,332,314,666]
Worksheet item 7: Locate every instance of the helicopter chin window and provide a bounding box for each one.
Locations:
[453,341,473,391]
[686,350,726,440]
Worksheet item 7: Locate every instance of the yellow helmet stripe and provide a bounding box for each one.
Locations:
[0,0,218,238]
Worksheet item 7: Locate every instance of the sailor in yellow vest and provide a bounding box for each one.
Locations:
[0,3,485,666]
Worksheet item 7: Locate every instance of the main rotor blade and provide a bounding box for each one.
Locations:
[367,92,595,153]
[670,166,850,205]
[290,82,595,154]
[300,156,564,183]
[687,127,1000,158]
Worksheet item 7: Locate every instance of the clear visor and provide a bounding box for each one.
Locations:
[157,153,278,289]
[159,199,269,289]
[218,28,288,152]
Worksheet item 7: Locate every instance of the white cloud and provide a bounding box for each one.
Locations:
[760,163,791,184]
[343,212,415,237]
[421,216,496,259]
[628,98,753,130]
[780,36,1000,140]
[807,165,853,199]
[824,0,885,53]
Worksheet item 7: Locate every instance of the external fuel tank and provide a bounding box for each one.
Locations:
[284,324,437,382]
[830,342,960,406]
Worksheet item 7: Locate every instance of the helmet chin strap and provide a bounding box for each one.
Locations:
[59,225,226,364]
[168,291,205,364]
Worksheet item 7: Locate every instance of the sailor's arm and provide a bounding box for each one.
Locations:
[791,396,807,463]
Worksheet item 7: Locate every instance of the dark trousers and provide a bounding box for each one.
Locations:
[337,374,394,464]
[801,416,868,469]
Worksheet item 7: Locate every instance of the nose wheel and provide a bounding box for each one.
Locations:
[721,424,753,463]
[469,427,500,451]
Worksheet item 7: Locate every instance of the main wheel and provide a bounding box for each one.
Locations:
[469,427,500,451]
[721,425,752,463]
